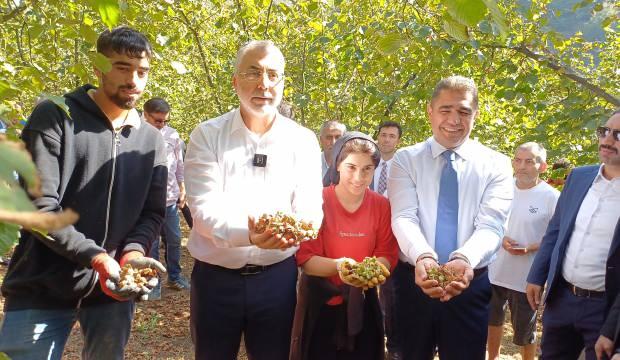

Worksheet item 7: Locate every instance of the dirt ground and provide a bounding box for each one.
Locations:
[0,223,539,359]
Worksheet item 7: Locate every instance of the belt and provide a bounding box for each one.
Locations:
[473,266,488,278]
[237,264,269,276]
[201,257,293,276]
[562,277,605,299]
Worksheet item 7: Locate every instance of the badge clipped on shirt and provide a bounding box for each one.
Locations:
[253,153,267,167]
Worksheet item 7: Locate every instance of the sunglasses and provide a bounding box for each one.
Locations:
[596,127,620,142]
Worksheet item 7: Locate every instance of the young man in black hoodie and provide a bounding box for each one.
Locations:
[0,27,167,360]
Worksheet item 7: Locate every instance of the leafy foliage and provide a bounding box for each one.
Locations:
[0,0,617,253]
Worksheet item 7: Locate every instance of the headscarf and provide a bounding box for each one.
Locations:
[322,131,380,187]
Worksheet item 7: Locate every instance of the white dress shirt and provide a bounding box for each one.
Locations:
[184,109,324,268]
[160,125,185,207]
[389,137,513,268]
[373,158,393,197]
[562,165,620,291]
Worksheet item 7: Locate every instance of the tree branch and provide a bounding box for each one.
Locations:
[384,73,417,117]
[234,0,249,41]
[484,43,619,107]
[1,1,29,22]
[300,39,307,125]
[263,0,273,39]
[177,10,224,114]
[514,45,619,107]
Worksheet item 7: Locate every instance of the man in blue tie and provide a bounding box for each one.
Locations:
[388,76,513,359]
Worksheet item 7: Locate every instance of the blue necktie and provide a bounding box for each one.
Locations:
[435,150,459,264]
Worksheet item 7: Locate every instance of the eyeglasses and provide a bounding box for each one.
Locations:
[596,126,620,142]
[237,70,284,86]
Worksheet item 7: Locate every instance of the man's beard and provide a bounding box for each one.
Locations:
[109,89,140,109]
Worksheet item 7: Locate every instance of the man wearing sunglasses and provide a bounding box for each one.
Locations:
[526,108,620,359]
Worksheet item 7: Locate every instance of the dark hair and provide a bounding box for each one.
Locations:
[144,98,171,114]
[376,120,402,138]
[336,138,381,169]
[97,26,153,59]
[431,76,478,109]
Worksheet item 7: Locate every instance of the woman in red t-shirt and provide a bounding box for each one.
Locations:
[292,132,399,360]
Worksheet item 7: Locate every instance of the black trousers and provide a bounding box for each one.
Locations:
[180,203,193,228]
[540,282,607,360]
[190,257,298,360]
[308,295,381,360]
[380,275,401,353]
[392,260,491,360]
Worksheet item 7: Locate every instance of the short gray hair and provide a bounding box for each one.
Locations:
[431,75,479,109]
[234,40,284,72]
[320,120,346,137]
[516,141,547,164]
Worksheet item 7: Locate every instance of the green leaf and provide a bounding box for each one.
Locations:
[28,24,46,39]
[0,222,20,256]
[41,93,71,119]
[0,79,19,101]
[0,143,38,195]
[376,33,404,55]
[481,0,508,38]
[308,21,323,32]
[0,183,35,212]
[93,53,112,74]
[94,0,121,29]
[80,24,99,44]
[443,17,469,42]
[572,0,593,11]
[442,0,487,27]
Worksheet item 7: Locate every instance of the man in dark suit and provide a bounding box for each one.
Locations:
[596,287,620,360]
[526,108,620,360]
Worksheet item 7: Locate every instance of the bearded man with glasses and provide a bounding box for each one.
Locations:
[184,40,323,360]
[526,108,620,360]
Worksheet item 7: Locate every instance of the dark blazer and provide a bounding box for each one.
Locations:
[600,294,620,343]
[527,165,620,310]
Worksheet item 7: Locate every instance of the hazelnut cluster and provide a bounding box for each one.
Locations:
[339,257,390,290]
[255,211,318,245]
[426,266,463,288]
[118,264,159,294]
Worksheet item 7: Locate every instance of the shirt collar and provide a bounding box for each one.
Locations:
[230,108,282,137]
[594,164,620,188]
[429,136,473,161]
[379,157,393,166]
